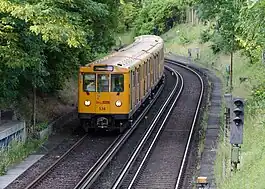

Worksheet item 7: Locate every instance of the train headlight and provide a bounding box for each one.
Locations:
[115,100,122,107]
[84,100,91,106]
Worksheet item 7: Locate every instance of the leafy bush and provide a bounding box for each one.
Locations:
[35,121,49,132]
[200,29,212,43]
[134,0,186,36]
[117,2,139,32]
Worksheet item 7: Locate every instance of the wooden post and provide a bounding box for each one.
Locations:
[230,51,233,92]
[33,85,36,132]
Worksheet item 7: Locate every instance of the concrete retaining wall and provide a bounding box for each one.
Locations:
[0,121,26,148]
[0,110,78,148]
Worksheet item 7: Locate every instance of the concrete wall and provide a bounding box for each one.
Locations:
[0,121,26,148]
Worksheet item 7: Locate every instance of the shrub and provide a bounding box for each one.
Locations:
[134,0,186,36]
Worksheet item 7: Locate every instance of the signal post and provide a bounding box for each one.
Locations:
[230,97,244,172]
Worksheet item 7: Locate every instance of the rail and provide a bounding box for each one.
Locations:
[74,66,178,189]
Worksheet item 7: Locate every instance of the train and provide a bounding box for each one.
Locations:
[78,35,165,132]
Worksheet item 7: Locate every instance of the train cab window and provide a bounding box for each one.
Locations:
[111,74,124,92]
[83,73,96,92]
[97,74,109,92]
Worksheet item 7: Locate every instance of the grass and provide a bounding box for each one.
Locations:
[162,23,265,188]
[0,138,45,175]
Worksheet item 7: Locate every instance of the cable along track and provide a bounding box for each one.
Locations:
[111,59,204,189]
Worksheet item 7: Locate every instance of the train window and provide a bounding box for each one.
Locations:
[83,73,96,92]
[138,67,141,82]
[135,69,138,84]
[97,74,109,92]
[111,74,124,92]
[145,62,147,75]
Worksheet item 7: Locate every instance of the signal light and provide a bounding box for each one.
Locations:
[230,98,244,144]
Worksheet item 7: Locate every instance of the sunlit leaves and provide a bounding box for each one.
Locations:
[0,0,119,108]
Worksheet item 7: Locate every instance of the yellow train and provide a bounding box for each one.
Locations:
[78,35,165,132]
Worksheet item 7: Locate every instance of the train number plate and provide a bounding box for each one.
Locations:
[99,107,106,111]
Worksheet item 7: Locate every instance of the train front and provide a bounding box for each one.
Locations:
[78,64,130,132]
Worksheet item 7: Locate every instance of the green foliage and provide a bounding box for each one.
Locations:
[117,2,139,32]
[195,0,265,62]
[236,1,265,63]
[0,138,44,175]
[134,0,186,35]
[35,121,49,131]
[196,0,243,54]
[199,28,212,43]
[0,0,119,114]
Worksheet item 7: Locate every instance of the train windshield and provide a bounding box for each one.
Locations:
[97,74,109,92]
[111,74,124,92]
[83,73,96,92]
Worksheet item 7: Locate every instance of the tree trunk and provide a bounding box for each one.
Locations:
[230,51,233,92]
[33,85,36,132]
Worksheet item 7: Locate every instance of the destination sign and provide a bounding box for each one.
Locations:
[93,65,113,71]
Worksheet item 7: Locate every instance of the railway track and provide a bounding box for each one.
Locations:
[20,59,203,189]
[112,59,204,189]
[24,134,119,189]
[72,66,179,189]
[74,66,179,189]
[82,59,204,189]
[22,67,177,189]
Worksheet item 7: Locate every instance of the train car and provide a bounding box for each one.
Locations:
[78,35,165,132]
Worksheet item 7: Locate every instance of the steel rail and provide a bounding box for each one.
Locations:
[25,134,88,189]
[166,59,204,189]
[111,65,183,189]
[74,66,178,189]
[127,67,184,189]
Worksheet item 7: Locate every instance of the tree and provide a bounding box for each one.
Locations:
[236,0,265,63]
[0,0,120,123]
[134,0,186,35]
[196,0,244,91]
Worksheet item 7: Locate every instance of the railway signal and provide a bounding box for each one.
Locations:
[230,98,244,145]
[230,97,244,172]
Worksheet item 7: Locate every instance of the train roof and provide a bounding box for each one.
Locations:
[86,35,164,70]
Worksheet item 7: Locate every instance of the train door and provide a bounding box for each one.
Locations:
[136,67,139,104]
[161,47,164,74]
[150,57,154,87]
[146,59,148,91]
[153,55,157,85]
[139,65,142,100]
[144,62,147,94]
[158,53,161,78]
[131,70,135,110]
[96,73,111,113]
[156,53,159,82]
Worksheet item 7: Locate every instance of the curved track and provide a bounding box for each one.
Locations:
[74,66,179,189]
[110,59,204,189]
[17,58,204,189]
[22,66,177,189]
